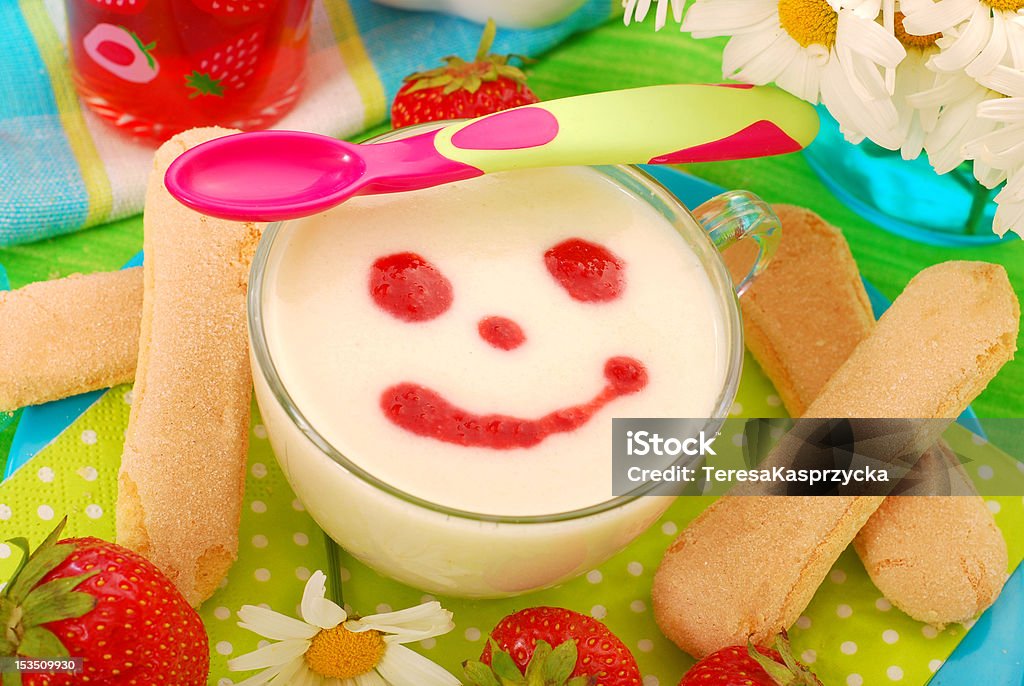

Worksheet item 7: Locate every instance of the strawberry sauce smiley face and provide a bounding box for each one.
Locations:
[371,239,649,449]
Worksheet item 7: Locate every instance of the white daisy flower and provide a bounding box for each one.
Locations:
[899,0,1024,80]
[622,0,685,30]
[228,571,459,686]
[680,0,906,148]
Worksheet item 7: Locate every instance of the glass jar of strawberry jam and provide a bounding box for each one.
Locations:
[65,0,313,141]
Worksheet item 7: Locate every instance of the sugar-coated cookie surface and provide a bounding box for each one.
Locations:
[0,268,142,411]
[116,127,261,607]
[724,204,875,417]
[807,261,1018,420]
[855,470,1009,625]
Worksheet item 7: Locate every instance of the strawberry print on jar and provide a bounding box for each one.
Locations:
[65,0,312,141]
[185,28,262,98]
[82,24,159,83]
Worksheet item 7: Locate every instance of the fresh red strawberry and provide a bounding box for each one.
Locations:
[390,19,539,128]
[86,0,148,14]
[679,635,822,686]
[0,519,209,685]
[191,0,277,19]
[186,28,263,99]
[464,606,641,686]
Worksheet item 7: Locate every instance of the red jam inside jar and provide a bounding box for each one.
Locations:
[65,0,313,141]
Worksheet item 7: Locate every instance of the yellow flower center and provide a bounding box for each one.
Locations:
[304,626,386,679]
[982,0,1023,11]
[894,11,942,49]
[777,0,838,49]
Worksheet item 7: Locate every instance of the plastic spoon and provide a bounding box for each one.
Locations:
[164,84,819,222]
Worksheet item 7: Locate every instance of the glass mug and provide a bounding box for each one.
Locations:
[248,123,780,598]
[64,0,313,141]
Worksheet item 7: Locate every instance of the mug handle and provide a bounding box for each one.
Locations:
[692,190,780,296]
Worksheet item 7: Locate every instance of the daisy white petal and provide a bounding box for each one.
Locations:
[682,0,777,36]
[993,184,1024,237]
[672,0,685,24]
[233,665,287,686]
[976,65,1024,96]
[655,0,670,29]
[375,644,461,686]
[906,70,980,108]
[879,3,897,91]
[270,660,315,686]
[821,54,902,148]
[835,14,901,100]
[837,40,891,100]
[734,31,802,85]
[1007,19,1024,66]
[1002,170,1024,197]
[346,602,455,642]
[228,639,312,671]
[929,5,992,72]
[977,97,1024,120]
[901,0,975,36]
[839,11,905,69]
[721,28,787,78]
[622,0,638,25]
[964,122,1024,166]
[929,87,1003,172]
[301,570,347,630]
[851,0,884,19]
[635,0,654,22]
[355,670,389,686]
[238,605,321,641]
[966,10,1008,78]
[973,159,1008,187]
[775,51,823,101]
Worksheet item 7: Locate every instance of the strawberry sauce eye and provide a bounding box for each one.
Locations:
[370,252,453,322]
[544,238,625,302]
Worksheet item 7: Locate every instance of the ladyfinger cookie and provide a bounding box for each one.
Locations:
[855,462,1009,625]
[651,260,1018,658]
[726,205,1008,625]
[117,128,261,607]
[0,268,142,411]
[725,205,875,417]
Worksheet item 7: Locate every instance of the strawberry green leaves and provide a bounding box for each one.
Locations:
[1,518,97,662]
[464,639,597,686]
[746,635,822,686]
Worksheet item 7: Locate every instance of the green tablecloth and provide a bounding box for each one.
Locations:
[1,17,1021,437]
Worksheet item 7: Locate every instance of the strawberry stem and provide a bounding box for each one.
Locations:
[475,19,498,63]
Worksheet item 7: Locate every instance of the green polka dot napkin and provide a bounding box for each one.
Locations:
[1,354,1022,686]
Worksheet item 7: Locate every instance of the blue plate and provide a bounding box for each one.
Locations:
[2,170,1019,684]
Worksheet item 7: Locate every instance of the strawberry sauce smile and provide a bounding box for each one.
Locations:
[380,356,648,449]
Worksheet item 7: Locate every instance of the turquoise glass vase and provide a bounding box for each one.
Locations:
[803,107,1017,247]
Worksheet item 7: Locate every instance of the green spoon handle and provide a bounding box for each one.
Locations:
[431,84,819,173]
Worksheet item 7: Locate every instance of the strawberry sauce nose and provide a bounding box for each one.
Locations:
[478,316,526,351]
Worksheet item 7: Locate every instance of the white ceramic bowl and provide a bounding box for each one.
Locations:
[371,0,588,28]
